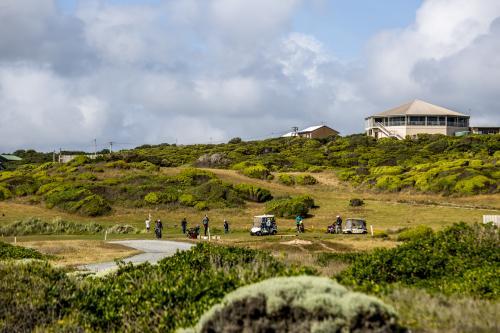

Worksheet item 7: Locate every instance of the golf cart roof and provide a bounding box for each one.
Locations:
[254,215,275,218]
[346,218,366,221]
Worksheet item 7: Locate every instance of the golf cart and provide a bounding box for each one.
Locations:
[342,218,368,234]
[250,215,277,236]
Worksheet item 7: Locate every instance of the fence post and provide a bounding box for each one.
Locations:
[370,225,374,237]
[208,227,211,241]
[14,236,17,244]
[105,230,108,241]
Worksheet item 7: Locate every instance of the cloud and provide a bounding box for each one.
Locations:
[0,0,499,152]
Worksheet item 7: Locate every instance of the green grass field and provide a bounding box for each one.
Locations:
[1,167,498,264]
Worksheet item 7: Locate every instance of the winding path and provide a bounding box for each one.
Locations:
[79,240,194,273]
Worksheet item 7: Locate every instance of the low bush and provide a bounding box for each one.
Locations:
[338,223,500,299]
[233,183,272,202]
[73,194,112,216]
[295,174,318,185]
[106,224,137,234]
[0,217,104,235]
[265,195,316,218]
[349,198,364,207]
[0,241,45,260]
[0,185,12,200]
[396,225,433,242]
[241,164,272,180]
[277,173,295,186]
[277,174,317,186]
[0,261,76,332]
[71,244,313,332]
[184,276,401,333]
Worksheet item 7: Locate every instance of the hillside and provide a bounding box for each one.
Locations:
[97,134,499,195]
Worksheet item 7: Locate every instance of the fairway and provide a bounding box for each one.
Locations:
[1,168,498,267]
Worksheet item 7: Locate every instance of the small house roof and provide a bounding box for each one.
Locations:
[0,154,22,161]
[371,99,468,117]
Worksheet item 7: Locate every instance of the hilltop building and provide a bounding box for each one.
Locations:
[0,154,22,170]
[365,99,470,140]
[470,126,500,135]
[282,125,339,139]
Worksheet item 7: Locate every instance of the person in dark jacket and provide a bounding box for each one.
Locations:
[202,215,209,236]
[181,218,188,234]
[223,219,229,234]
[335,215,342,234]
[155,219,163,239]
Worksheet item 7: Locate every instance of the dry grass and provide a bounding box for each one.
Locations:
[17,240,141,267]
[383,287,500,333]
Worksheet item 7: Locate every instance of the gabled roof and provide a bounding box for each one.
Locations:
[0,154,22,161]
[282,125,339,137]
[372,99,468,117]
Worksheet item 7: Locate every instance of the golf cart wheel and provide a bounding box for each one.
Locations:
[271,230,277,235]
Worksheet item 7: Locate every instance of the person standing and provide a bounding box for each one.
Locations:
[202,215,209,236]
[145,217,151,232]
[295,215,303,233]
[155,219,163,239]
[181,217,188,234]
[335,215,343,234]
[223,219,229,234]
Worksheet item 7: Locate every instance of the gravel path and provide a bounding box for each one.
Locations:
[79,240,194,273]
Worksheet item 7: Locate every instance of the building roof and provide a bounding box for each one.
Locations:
[0,154,22,161]
[281,125,339,137]
[371,99,468,117]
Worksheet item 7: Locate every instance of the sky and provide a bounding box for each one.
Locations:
[1,0,499,152]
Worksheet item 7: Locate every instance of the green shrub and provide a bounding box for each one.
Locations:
[185,276,401,333]
[241,164,272,180]
[72,194,111,216]
[107,224,137,234]
[295,174,318,185]
[67,155,90,167]
[0,185,12,200]
[104,160,130,169]
[0,241,45,259]
[0,261,76,332]
[76,172,97,181]
[454,175,493,194]
[338,223,500,299]
[72,244,313,332]
[179,193,197,207]
[375,175,402,191]
[0,217,104,235]
[349,198,364,207]
[129,161,159,171]
[277,173,295,186]
[144,192,160,204]
[396,225,433,242]
[233,183,273,202]
[195,201,209,211]
[265,195,316,218]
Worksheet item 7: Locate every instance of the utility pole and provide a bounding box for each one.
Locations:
[109,142,113,153]
[58,148,62,163]
[94,139,97,158]
[52,150,55,162]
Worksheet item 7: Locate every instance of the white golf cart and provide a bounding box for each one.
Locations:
[250,215,278,236]
[342,218,368,234]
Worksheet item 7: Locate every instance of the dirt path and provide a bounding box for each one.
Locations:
[79,240,194,273]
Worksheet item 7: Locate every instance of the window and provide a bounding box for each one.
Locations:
[447,117,457,126]
[457,117,468,127]
[427,116,438,125]
[408,116,426,126]
[388,116,405,126]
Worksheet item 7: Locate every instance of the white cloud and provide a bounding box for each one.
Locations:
[0,0,499,152]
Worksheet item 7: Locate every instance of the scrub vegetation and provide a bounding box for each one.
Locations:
[0,244,313,333]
